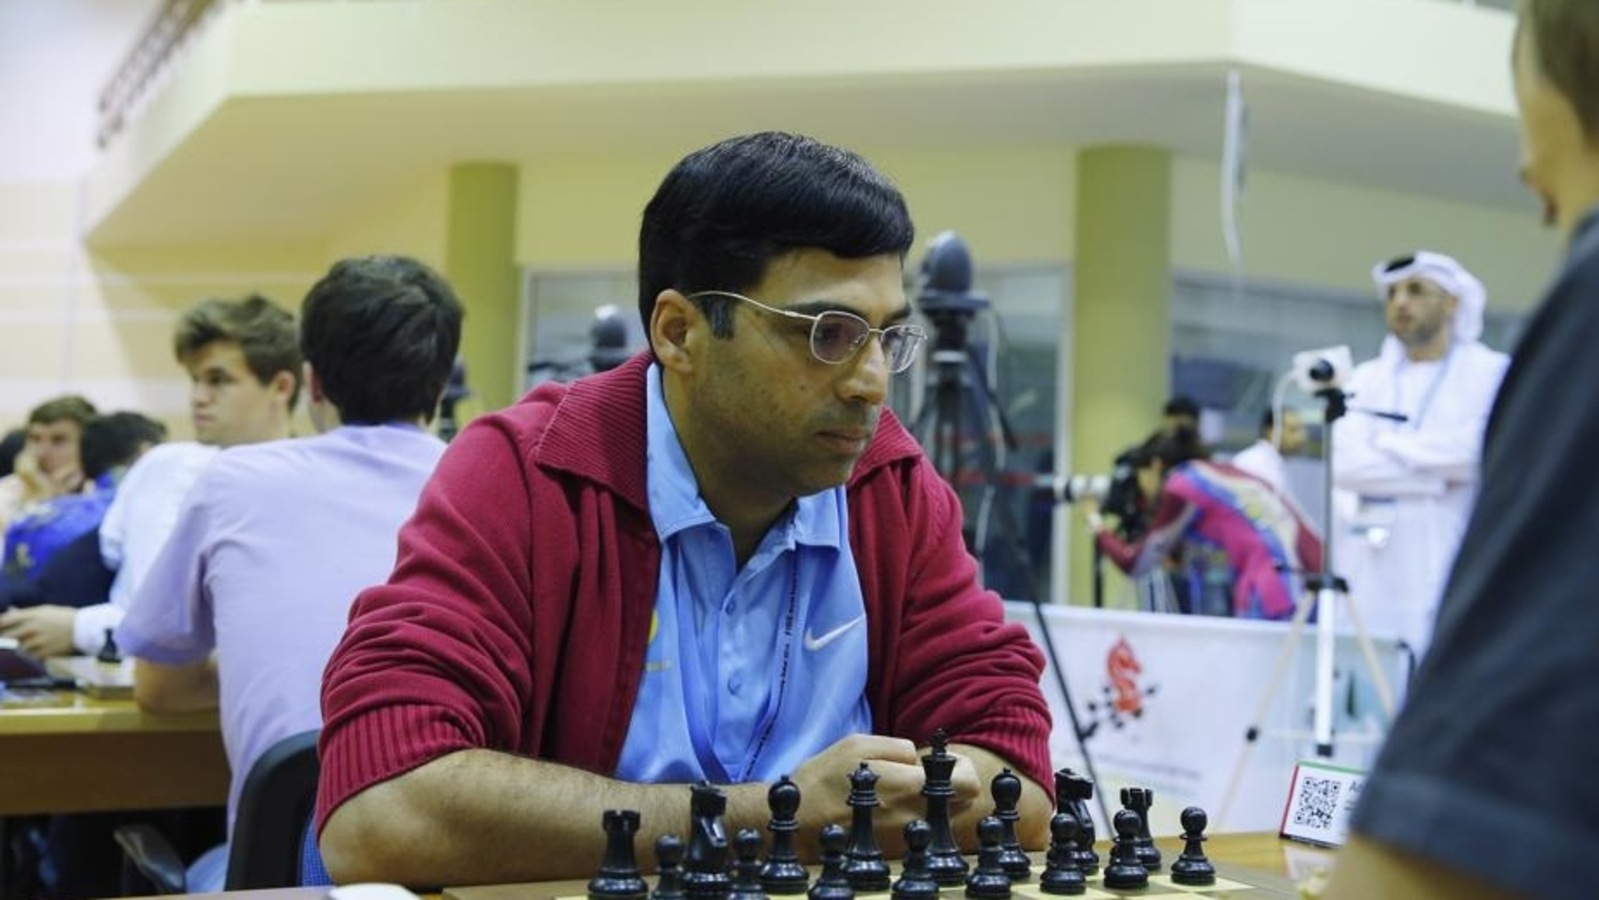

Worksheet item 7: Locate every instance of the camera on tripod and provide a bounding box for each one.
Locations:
[917,231,990,350]
[1291,345,1353,394]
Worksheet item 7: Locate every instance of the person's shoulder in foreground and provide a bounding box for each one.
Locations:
[315,131,1052,887]
[1327,3,1599,897]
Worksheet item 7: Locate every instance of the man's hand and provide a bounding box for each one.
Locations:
[787,734,981,857]
[0,605,77,657]
[12,452,81,503]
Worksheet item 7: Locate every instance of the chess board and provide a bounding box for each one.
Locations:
[442,837,1312,900]
[519,862,1294,900]
[541,871,1278,900]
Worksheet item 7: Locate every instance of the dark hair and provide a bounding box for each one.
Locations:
[174,295,303,408]
[299,256,465,425]
[637,131,915,342]
[1518,0,1599,144]
[1163,395,1200,419]
[1129,427,1207,471]
[0,429,24,478]
[80,412,166,480]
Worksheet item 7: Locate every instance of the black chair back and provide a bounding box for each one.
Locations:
[224,728,321,889]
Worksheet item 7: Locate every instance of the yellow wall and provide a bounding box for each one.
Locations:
[0,180,322,437]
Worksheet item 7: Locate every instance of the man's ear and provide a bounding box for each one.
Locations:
[274,367,302,409]
[650,290,699,372]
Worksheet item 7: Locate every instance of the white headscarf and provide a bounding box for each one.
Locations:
[1371,250,1486,344]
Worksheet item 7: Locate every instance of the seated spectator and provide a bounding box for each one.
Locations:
[1079,427,1323,619]
[0,395,98,531]
[0,413,165,615]
[0,295,299,658]
[118,255,463,892]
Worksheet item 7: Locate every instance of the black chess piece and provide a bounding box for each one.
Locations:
[1118,786,1162,872]
[963,817,1012,900]
[1100,809,1149,891]
[809,824,854,900]
[731,828,769,900]
[655,834,687,900]
[844,762,891,891]
[921,729,971,887]
[1052,769,1098,877]
[760,776,809,895]
[891,820,941,900]
[589,809,649,900]
[97,627,120,664]
[1038,812,1085,896]
[1169,807,1217,887]
[683,783,732,900]
[988,769,1031,882]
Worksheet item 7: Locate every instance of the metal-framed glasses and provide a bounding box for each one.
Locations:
[688,290,927,374]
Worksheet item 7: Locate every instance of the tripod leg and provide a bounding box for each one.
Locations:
[1216,587,1318,827]
[1335,586,1397,718]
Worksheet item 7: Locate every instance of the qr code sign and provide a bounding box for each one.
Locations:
[1292,775,1342,829]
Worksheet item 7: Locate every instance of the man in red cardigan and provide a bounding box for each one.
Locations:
[317,131,1055,886]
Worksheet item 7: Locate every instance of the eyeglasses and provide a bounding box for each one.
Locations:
[688,290,927,374]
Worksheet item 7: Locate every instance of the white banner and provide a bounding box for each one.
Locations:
[1003,602,1410,837]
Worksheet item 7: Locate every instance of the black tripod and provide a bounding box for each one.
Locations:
[910,230,1111,828]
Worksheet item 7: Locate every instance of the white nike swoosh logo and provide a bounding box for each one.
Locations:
[803,614,866,652]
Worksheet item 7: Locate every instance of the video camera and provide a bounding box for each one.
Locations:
[916,231,990,353]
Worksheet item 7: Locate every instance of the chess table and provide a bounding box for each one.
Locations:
[0,682,226,815]
[442,833,1327,900]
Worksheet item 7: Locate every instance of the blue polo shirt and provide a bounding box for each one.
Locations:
[616,365,872,784]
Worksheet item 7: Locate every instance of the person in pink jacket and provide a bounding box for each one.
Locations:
[317,132,1055,887]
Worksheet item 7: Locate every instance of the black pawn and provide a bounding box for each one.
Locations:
[1052,770,1098,877]
[654,835,687,900]
[1118,787,1161,872]
[891,820,941,900]
[1169,807,1217,887]
[683,783,732,900]
[731,828,768,900]
[1038,813,1085,896]
[589,810,649,900]
[922,730,970,887]
[809,824,854,900]
[988,769,1031,882]
[760,777,809,895]
[1100,810,1148,891]
[98,627,120,663]
[964,817,1011,900]
[844,763,891,891]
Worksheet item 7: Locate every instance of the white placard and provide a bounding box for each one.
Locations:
[1280,759,1366,847]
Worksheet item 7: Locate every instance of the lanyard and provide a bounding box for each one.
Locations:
[1391,343,1455,431]
[738,555,800,781]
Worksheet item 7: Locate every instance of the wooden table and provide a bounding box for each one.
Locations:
[0,683,227,815]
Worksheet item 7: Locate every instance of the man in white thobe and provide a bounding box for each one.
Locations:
[1332,251,1510,663]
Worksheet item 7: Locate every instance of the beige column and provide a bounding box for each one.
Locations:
[445,162,520,416]
[1068,146,1171,607]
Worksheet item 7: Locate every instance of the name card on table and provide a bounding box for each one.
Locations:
[1279,759,1366,847]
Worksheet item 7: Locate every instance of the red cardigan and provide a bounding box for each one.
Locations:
[317,354,1054,828]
